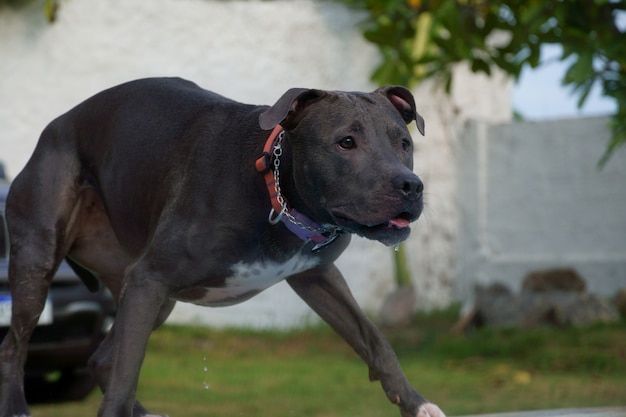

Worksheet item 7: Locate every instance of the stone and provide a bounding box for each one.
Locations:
[378,285,417,327]
[455,271,619,330]
[614,288,626,319]
[522,268,586,293]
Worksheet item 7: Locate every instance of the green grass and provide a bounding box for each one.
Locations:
[31,307,626,416]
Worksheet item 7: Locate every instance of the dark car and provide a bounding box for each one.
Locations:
[0,163,115,403]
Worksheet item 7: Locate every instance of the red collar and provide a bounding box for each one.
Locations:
[255,126,340,250]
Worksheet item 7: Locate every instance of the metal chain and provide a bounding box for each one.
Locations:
[271,132,327,234]
[271,131,287,217]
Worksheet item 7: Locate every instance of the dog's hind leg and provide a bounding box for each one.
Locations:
[0,131,82,417]
[52,176,176,417]
[88,297,176,417]
[62,183,177,417]
[96,261,173,417]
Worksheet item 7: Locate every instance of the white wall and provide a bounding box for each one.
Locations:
[0,0,511,328]
[456,117,626,303]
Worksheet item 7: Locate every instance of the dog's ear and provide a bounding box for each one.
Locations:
[377,86,425,136]
[259,88,327,131]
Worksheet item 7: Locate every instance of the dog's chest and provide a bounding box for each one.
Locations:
[182,253,319,307]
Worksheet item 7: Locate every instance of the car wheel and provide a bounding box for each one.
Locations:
[25,368,98,403]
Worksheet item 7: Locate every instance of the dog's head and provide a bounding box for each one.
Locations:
[259,87,425,247]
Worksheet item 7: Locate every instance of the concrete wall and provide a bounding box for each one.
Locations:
[0,0,512,328]
[456,117,626,303]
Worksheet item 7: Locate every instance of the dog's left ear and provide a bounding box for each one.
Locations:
[259,88,327,131]
[377,86,425,136]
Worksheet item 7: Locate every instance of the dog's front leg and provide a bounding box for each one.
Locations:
[287,265,445,417]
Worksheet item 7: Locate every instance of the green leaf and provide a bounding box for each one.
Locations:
[575,78,596,108]
[518,1,546,27]
[527,42,541,68]
[563,52,594,86]
[597,127,626,168]
[44,0,58,23]
[443,70,453,94]
[470,57,492,76]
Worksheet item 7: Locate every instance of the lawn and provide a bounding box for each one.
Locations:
[31,307,626,416]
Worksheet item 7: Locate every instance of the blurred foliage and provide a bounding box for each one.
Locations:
[0,0,59,22]
[335,0,626,166]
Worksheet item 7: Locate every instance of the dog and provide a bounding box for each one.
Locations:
[0,77,445,417]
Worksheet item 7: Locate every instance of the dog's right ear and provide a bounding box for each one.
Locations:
[259,88,327,131]
[377,86,425,136]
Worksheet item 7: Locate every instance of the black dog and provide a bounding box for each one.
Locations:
[0,78,445,417]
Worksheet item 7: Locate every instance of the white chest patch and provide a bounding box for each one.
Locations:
[187,254,319,307]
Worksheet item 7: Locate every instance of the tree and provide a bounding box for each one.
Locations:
[336,0,626,166]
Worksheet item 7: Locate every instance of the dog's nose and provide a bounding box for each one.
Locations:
[394,173,423,200]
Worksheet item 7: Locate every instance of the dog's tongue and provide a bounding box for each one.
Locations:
[388,217,410,229]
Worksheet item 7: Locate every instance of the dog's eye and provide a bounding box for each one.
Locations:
[401,138,412,152]
[338,137,356,150]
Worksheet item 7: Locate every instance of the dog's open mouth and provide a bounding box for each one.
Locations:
[332,210,417,246]
[387,214,412,229]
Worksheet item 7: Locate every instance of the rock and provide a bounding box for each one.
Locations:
[517,291,618,327]
[379,285,416,327]
[471,290,618,328]
[456,271,619,330]
[615,288,626,319]
[477,282,513,297]
[473,284,518,327]
[522,268,586,293]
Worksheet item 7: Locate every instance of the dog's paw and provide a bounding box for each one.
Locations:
[417,403,446,417]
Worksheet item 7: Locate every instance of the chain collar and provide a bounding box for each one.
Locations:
[256,126,342,251]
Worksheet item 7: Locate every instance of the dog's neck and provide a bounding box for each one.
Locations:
[256,126,341,251]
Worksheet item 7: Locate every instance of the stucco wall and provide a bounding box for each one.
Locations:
[0,0,511,328]
[456,117,626,303]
